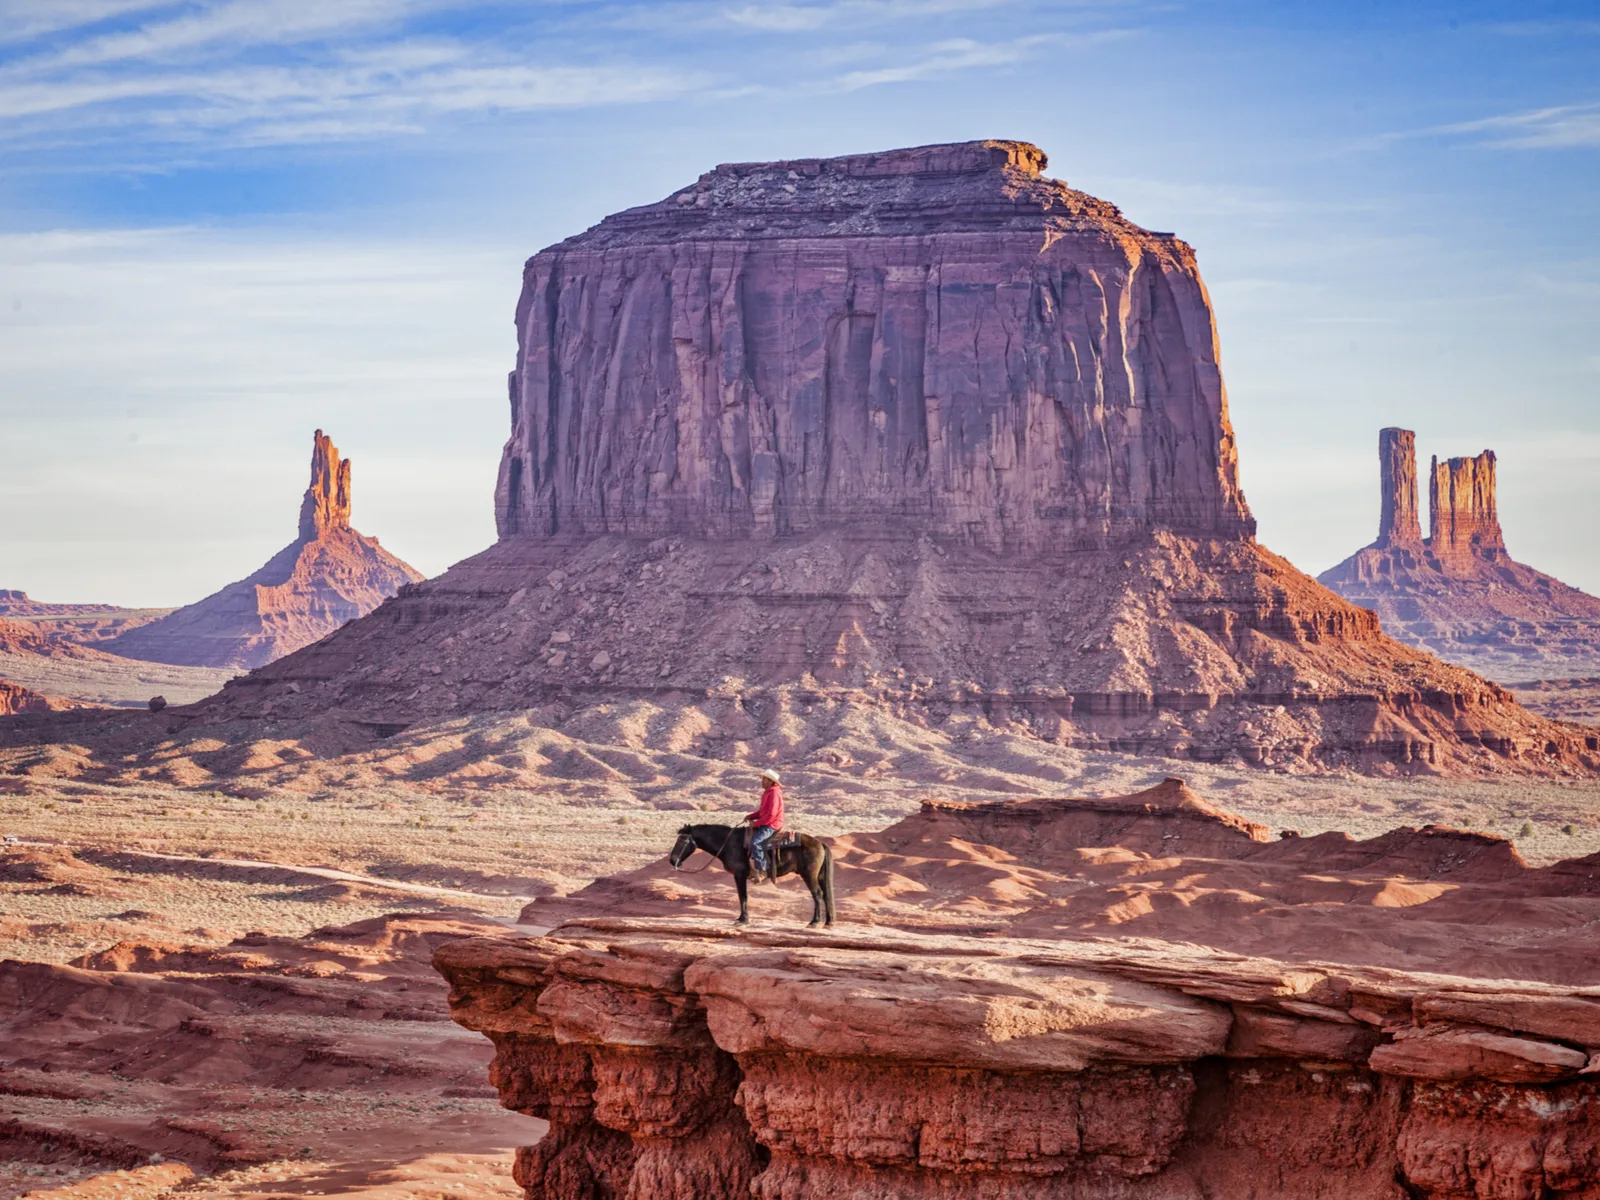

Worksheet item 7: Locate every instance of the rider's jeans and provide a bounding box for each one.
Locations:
[750,825,777,873]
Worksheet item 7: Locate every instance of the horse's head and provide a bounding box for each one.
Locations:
[669,825,698,870]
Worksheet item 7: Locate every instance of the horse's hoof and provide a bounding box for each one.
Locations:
[735,918,750,927]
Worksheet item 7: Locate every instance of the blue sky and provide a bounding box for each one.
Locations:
[1,0,1596,607]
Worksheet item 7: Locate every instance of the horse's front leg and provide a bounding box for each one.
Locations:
[734,870,750,925]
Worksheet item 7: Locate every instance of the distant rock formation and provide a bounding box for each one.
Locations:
[1375,427,1423,548]
[0,591,170,647]
[1428,449,1506,569]
[199,142,1594,775]
[1321,430,1600,678]
[108,431,423,670]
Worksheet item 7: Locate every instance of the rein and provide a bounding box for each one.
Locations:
[673,825,740,874]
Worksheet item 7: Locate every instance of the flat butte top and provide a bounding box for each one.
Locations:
[552,139,1181,251]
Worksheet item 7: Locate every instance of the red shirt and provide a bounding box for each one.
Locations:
[749,784,784,830]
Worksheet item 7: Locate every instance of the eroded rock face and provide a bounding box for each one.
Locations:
[107,431,422,670]
[437,920,1600,1200]
[1377,427,1423,548]
[298,429,354,541]
[1428,450,1505,569]
[496,140,1252,551]
[1322,430,1600,678]
[435,785,1600,1199]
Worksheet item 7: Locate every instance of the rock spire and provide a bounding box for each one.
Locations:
[1376,427,1423,548]
[1428,450,1505,569]
[108,430,421,670]
[1321,431,1600,677]
[298,429,353,541]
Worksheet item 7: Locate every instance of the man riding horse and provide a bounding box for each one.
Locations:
[669,767,836,926]
[745,767,784,882]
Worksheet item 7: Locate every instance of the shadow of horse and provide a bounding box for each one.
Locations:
[670,824,835,926]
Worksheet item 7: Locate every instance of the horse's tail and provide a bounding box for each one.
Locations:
[822,842,836,925]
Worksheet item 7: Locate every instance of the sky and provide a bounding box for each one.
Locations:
[0,0,1596,606]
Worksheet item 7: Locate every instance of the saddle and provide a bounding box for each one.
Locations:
[744,827,802,853]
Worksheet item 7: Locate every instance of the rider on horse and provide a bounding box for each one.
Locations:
[744,767,784,882]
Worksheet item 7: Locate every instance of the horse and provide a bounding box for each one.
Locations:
[669,823,836,927]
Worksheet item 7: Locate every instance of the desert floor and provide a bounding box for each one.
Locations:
[4,729,1600,1200]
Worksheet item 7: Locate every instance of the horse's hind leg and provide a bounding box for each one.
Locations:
[805,862,823,927]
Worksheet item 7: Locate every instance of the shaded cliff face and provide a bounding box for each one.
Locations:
[108,431,422,671]
[496,140,1253,550]
[1322,431,1600,678]
[435,783,1600,1200]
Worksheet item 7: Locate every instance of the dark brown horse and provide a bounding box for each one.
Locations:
[669,824,836,927]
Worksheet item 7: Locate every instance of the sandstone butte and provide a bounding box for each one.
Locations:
[1320,428,1600,680]
[434,778,1600,1199]
[186,140,1597,777]
[106,431,423,671]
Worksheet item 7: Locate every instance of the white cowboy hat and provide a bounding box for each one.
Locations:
[759,767,781,784]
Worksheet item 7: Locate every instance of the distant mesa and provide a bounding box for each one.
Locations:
[107,430,423,671]
[0,589,170,646]
[1320,429,1600,679]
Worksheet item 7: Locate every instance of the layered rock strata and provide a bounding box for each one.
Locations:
[436,776,1600,1200]
[179,143,1597,776]
[0,592,169,647]
[1322,431,1600,679]
[109,431,422,670]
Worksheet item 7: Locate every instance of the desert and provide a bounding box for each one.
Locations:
[3,85,1599,1200]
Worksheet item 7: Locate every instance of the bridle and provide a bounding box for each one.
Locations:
[671,825,739,874]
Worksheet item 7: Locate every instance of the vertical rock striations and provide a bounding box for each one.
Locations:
[1377,427,1422,548]
[495,140,1253,551]
[298,429,354,541]
[1428,450,1506,569]
[108,431,422,671]
[1322,431,1600,677]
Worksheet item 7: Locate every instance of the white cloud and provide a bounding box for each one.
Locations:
[0,0,169,45]
[1439,102,1600,150]
[829,30,1123,90]
[0,1,709,151]
[720,0,1011,33]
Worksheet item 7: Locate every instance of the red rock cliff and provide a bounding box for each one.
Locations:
[436,784,1600,1199]
[495,140,1253,550]
[1428,449,1506,569]
[1376,427,1422,548]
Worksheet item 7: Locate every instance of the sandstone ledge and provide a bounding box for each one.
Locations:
[435,917,1600,1199]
